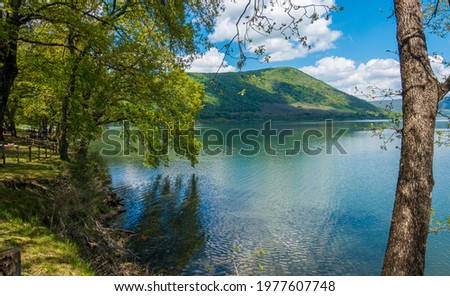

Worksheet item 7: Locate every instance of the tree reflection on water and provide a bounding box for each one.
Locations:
[127,174,205,275]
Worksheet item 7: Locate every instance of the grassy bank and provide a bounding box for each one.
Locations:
[0,152,139,275]
[0,170,95,275]
[0,214,95,275]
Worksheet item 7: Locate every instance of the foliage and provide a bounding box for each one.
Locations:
[368,115,402,151]
[215,0,342,69]
[423,0,450,38]
[429,209,450,233]
[228,245,266,276]
[1,1,219,166]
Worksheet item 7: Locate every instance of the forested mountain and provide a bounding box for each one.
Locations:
[190,67,386,121]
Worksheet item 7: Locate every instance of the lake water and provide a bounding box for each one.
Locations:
[98,120,450,275]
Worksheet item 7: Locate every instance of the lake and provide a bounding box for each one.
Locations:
[97,120,450,275]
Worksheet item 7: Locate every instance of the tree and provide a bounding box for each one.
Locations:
[382,0,450,275]
[2,1,219,163]
[212,0,450,275]
[0,0,20,142]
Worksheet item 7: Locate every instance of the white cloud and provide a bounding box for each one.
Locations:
[300,56,357,82]
[430,55,450,82]
[301,55,450,99]
[209,0,342,62]
[186,48,236,73]
[300,56,402,98]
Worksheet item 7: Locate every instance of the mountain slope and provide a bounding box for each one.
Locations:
[370,98,450,115]
[190,67,386,121]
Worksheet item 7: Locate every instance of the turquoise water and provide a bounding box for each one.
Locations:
[99,120,450,275]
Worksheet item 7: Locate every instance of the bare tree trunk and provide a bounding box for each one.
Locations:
[382,0,441,276]
[0,0,21,142]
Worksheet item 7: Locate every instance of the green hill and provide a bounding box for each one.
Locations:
[190,67,386,121]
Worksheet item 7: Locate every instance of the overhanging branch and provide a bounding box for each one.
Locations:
[17,37,69,48]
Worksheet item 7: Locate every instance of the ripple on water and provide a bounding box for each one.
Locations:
[101,122,450,275]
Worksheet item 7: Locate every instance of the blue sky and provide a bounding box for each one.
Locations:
[187,0,450,98]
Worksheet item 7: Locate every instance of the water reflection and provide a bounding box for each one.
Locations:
[99,121,450,275]
[127,174,205,275]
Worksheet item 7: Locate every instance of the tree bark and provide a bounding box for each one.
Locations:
[8,109,17,137]
[40,117,47,138]
[0,0,21,142]
[10,120,16,137]
[382,0,442,276]
[59,33,79,161]
[59,90,71,160]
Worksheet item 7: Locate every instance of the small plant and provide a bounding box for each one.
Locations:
[228,245,266,276]
[429,209,450,233]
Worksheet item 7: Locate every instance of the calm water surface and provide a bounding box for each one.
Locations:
[98,121,450,275]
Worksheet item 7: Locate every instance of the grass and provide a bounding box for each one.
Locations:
[0,158,62,179]
[0,185,95,275]
[1,136,136,275]
[1,133,61,180]
[0,215,95,275]
[0,147,96,276]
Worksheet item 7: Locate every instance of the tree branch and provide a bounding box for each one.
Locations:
[96,117,128,126]
[440,76,450,99]
[210,0,336,78]
[17,37,69,48]
[19,2,75,25]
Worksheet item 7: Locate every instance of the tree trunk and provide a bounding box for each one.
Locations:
[382,0,441,276]
[59,33,79,161]
[77,137,90,157]
[59,93,70,160]
[0,1,21,142]
[40,117,48,139]
[48,120,54,138]
[5,98,18,137]
[8,113,17,137]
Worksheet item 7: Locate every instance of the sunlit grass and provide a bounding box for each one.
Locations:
[0,147,118,276]
[0,157,63,179]
[1,134,60,179]
[0,181,95,275]
[0,213,95,276]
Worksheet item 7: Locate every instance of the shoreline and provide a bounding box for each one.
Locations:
[0,154,143,275]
